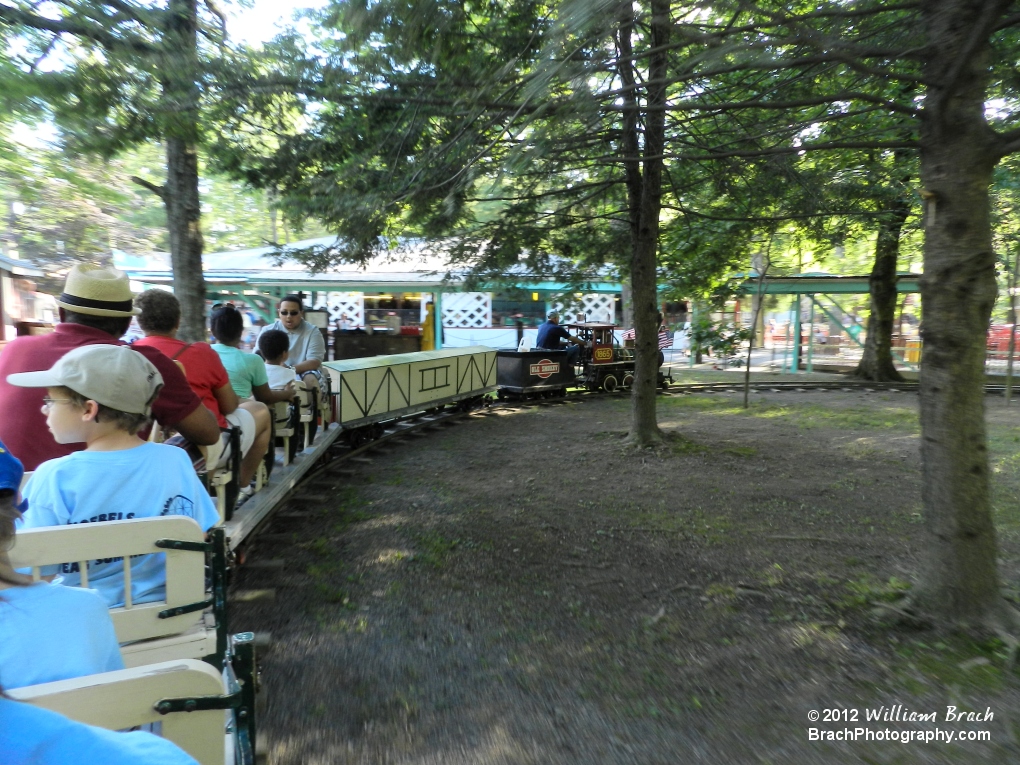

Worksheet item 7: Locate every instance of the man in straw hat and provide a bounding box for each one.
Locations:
[0,264,219,470]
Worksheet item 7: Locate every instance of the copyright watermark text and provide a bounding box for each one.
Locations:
[806,705,994,745]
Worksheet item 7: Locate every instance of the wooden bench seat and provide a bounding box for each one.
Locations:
[10,516,223,668]
[11,659,239,765]
[272,399,298,465]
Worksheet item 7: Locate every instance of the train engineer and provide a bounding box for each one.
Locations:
[11,344,219,607]
[0,265,219,471]
[535,309,587,364]
[134,290,273,491]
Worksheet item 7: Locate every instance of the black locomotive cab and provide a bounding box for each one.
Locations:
[566,321,634,392]
[566,321,671,392]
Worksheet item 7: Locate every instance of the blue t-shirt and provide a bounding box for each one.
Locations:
[211,343,269,398]
[0,697,199,765]
[21,443,219,607]
[0,582,123,689]
[535,321,570,350]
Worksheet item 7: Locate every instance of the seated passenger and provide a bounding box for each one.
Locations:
[257,295,326,396]
[535,309,586,365]
[1,696,199,765]
[258,329,299,390]
[133,290,271,490]
[12,345,219,607]
[211,305,296,406]
[0,441,124,689]
[0,265,219,471]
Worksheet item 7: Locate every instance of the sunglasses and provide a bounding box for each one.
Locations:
[278,310,301,317]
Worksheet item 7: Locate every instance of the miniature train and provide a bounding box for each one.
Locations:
[496,321,671,399]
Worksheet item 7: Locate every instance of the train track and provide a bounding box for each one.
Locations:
[233,375,1012,556]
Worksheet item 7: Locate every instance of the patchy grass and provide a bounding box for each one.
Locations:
[407,529,461,568]
[893,636,1010,694]
[838,575,913,609]
[661,430,757,458]
[661,395,919,431]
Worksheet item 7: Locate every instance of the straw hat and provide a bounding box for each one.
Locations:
[56,264,140,317]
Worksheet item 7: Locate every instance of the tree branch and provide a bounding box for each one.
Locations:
[665,139,919,161]
[130,175,166,200]
[202,0,228,43]
[666,92,920,118]
[0,5,157,55]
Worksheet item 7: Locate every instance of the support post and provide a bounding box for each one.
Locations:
[806,295,815,374]
[781,315,790,374]
[433,291,443,349]
[689,303,697,368]
[791,295,801,374]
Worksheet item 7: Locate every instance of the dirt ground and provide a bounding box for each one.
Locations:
[232,382,1020,764]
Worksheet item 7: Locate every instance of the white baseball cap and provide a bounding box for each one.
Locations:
[8,344,164,415]
[547,309,560,319]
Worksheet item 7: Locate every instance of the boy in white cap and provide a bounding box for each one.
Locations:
[9,345,219,608]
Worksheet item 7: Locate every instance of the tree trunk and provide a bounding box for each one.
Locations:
[616,0,668,446]
[854,197,910,382]
[914,0,1007,627]
[162,0,206,343]
[164,138,206,342]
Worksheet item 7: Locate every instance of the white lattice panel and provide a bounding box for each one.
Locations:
[312,292,364,326]
[582,294,616,323]
[552,294,616,324]
[441,292,491,328]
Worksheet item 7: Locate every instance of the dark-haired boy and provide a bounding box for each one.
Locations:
[257,329,297,390]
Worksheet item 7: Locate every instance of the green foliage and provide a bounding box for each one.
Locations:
[0,133,309,265]
[687,313,752,360]
[0,135,164,268]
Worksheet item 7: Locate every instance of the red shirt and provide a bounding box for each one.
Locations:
[134,336,231,428]
[0,323,204,470]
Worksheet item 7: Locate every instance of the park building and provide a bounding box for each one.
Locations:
[115,236,629,354]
